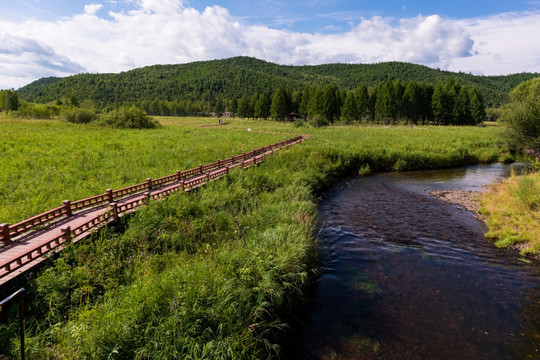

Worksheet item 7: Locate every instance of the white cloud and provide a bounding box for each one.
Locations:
[0,31,85,88]
[0,0,539,89]
[452,11,540,75]
[84,4,103,16]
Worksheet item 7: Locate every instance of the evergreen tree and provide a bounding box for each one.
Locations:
[229,98,238,117]
[469,87,486,124]
[368,85,380,123]
[237,95,251,118]
[213,99,225,115]
[375,79,397,124]
[418,83,435,123]
[254,92,271,119]
[307,86,325,121]
[322,84,341,122]
[299,87,311,118]
[393,80,405,120]
[401,82,420,124]
[355,84,369,120]
[432,82,454,124]
[453,87,472,125]
[270,88,289,121]
[341,91,359,123]
[249,94,258,119]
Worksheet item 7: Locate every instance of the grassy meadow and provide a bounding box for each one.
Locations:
[0,115,507,359]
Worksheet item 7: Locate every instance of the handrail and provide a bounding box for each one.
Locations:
[0,288,26,360]
[0,135,306,245]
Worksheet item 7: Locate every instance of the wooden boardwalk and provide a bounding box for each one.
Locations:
[0,135,305,286]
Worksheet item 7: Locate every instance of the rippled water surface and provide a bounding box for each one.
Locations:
[291,164,540,360]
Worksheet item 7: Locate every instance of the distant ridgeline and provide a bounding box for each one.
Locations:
[16,57,539,123]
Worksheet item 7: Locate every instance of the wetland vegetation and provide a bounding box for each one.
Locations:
[1,60,539,358]
[0,115,508,358]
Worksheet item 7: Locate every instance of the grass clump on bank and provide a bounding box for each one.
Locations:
[481,171,540,254]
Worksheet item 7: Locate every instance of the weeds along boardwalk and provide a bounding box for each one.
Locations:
[0,135,306,286]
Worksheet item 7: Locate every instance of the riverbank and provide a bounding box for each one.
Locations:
[481,171,540,255]
[431,169,540,257]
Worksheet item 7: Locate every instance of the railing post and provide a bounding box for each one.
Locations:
[110,202,118,219]
[0,223,10,244]
[226,166,229,175]
[180,180,185,192]
[199,164,203,174]
[143,191,151,205]
[106,189,113,202]
[217,159,221,167]
[63,200,72,217]
[146,178,152,191]
[61,226,71,243]
[176,170,182,182]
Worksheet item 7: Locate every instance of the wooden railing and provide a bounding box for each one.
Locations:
[0,135,305,248]
[0,135,306,279]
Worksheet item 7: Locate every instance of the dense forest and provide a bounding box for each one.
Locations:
[17,57,538,109]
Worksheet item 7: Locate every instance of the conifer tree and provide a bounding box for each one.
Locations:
[453,87,472,125]
[237,95,251,118]
[355,84,369,120]
[341,91,359,123]
[270,88,289,121]
[469,87,486,124]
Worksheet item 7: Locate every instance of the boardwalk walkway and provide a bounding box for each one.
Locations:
[0,135,305,286]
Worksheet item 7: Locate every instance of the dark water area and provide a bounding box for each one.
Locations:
[291,164,540,360]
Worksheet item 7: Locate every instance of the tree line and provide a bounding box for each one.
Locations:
[133,77,486,126]
[2,77,486,126]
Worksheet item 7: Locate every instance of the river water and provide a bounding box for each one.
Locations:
[291,164,540,360]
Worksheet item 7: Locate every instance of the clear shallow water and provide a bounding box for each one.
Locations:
[290,164,540,360]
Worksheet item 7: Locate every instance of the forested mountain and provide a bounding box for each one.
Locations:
[17,56,538,108]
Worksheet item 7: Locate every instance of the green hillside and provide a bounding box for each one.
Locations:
[17,56,539,108]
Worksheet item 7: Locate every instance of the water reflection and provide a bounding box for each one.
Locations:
[291,164,540,360]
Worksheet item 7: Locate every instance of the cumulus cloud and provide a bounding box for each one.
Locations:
[452,11,540,75]
[0,0,538,89]
[84,4,103,16]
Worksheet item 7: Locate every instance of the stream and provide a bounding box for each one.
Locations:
[291,163,540,360]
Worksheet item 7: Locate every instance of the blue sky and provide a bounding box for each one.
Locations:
[1,0,539,88]
[4,0,538,32]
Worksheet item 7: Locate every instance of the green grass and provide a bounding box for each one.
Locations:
[0,116,505,359]
[481,171,540,253]
[0,116,286,223]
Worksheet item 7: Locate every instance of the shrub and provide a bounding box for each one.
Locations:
[62,108,96,124]
[309,115,328,128]
[96,106,159,129]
